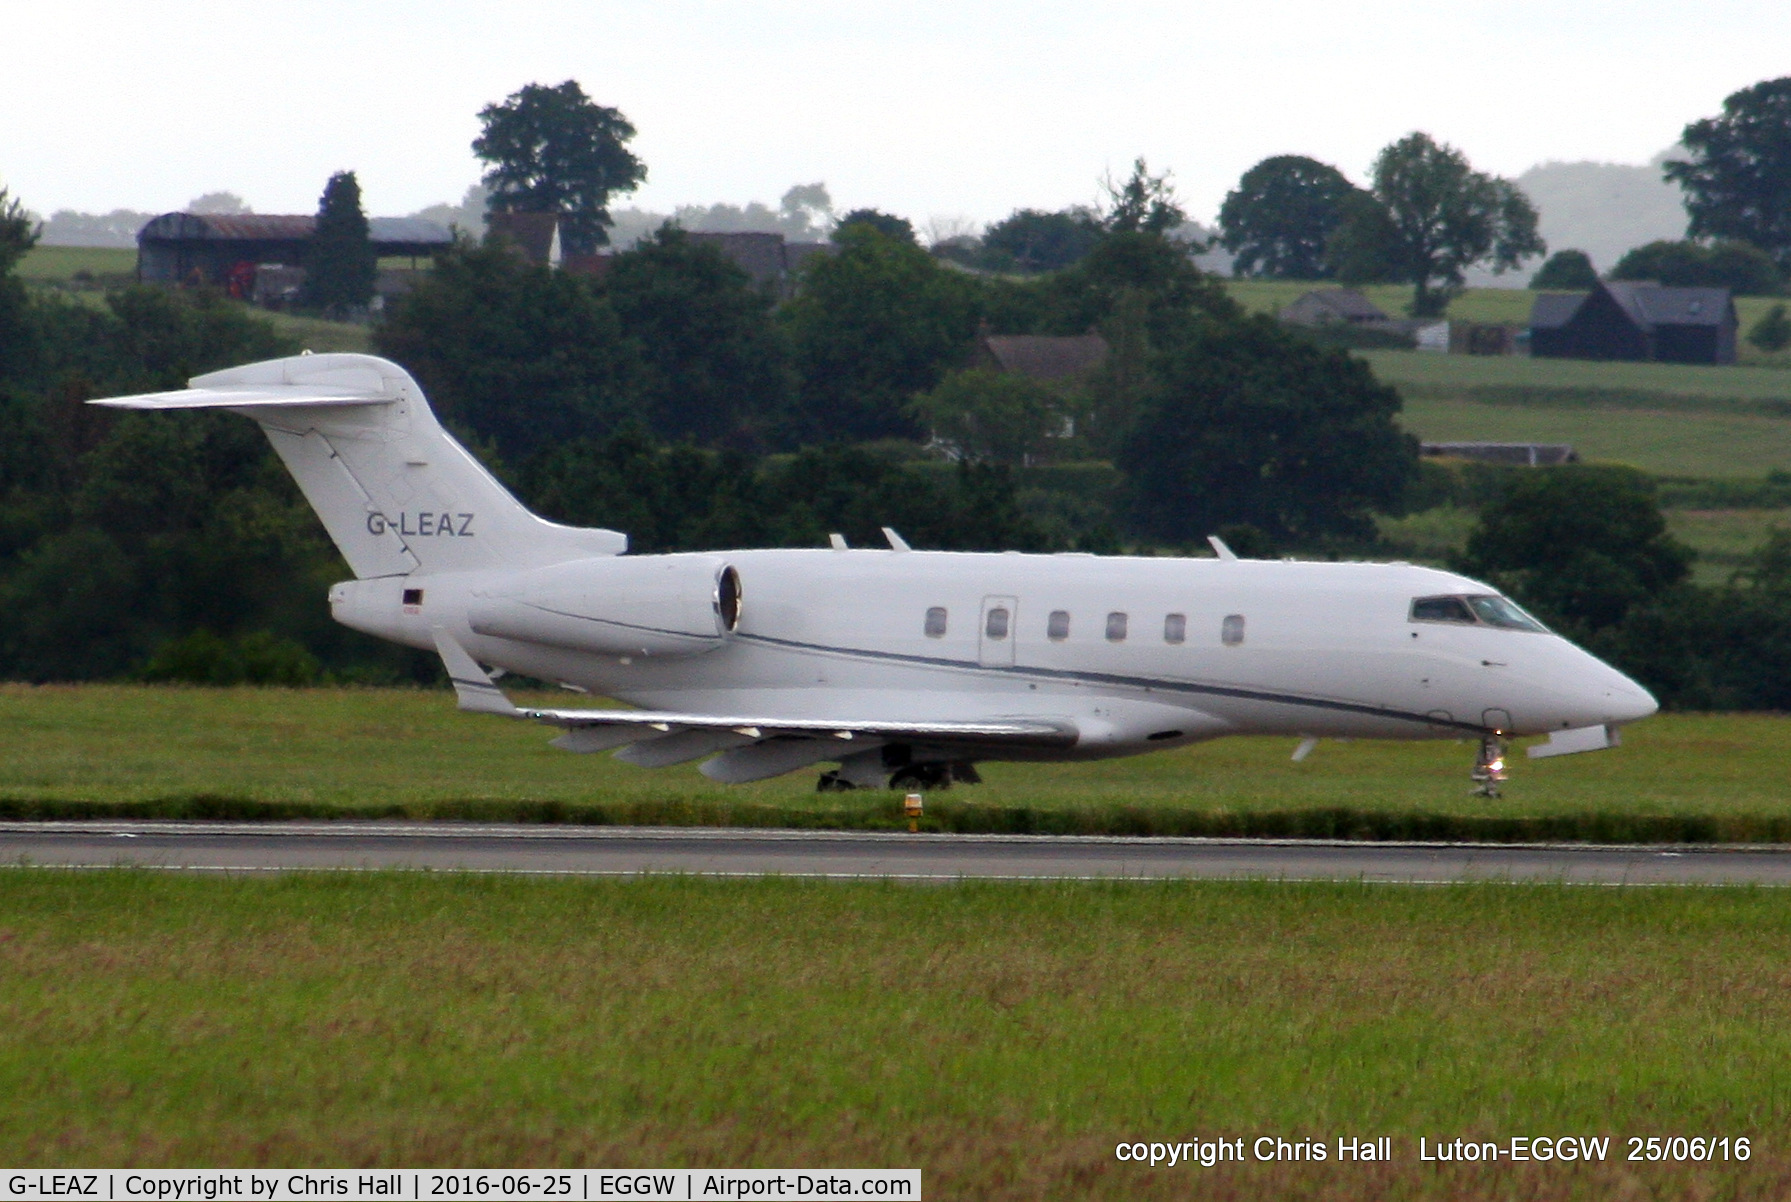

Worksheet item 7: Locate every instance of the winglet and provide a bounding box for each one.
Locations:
[1207,535,1239,562]
[432,627,520,716]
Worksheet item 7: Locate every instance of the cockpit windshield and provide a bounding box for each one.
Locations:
[1410,594,1549,633]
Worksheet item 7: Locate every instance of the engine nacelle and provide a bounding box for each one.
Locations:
[468,555,742,658]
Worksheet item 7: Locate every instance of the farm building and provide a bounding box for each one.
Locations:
[1529,279,1737,364]
[976,333,1109,384]
[1278,288,1395,329]
[136,213,452,289]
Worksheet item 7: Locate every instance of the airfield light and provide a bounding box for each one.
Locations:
[904,792,924,832]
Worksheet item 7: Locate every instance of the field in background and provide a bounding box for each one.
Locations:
[0,870,1785,1198]
[16,244,136,281]
[2,685,1789,836]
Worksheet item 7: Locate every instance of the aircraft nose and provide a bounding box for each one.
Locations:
[1585,662,1658,726]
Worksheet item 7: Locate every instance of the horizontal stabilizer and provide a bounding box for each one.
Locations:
[90,386,391,411]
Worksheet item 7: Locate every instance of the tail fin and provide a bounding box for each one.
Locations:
[91,353,625,578]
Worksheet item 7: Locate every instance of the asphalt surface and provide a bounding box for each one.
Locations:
[2,821,1791,884]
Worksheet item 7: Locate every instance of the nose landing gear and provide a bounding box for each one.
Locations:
[1471,735,1509,797]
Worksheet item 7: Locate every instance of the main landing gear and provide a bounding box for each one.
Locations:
[816,761,982,792]
[1471,735,1509,798]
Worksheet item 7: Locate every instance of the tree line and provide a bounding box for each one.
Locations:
[1211,75,1791,315]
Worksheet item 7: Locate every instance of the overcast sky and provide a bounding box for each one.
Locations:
[7,1,1789,228]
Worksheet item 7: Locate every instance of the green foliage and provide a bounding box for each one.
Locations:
[373,238,639,459]
[1218,155,1357,279]
[780,224,979,443]
[1748,302,1791,352]
[0,187,39,277]
[1529,249,1598,291]
[521,428,1049,555]
[301,171,376,315]
[473,80,646,254]
[1099,158,1186,236]
[1458,467,1692,635]
[906,368,1074,466]
[140,629,321,686]
[1323,191,1405,285]
[979,208,1102,273]
[1336,132,1546,316]
[1610,239,1782,295]
[1120,313,1416,544]
[831,208,916,245]
[1031,230,1239,338]
[1664,76,1791,271]
[602,226,792,447]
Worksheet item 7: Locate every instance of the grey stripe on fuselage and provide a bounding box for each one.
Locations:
[734,631,1489,736]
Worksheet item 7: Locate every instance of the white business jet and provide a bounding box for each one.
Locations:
[95,353,1657,794]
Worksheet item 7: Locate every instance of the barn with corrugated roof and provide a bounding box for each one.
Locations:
[136,213,452,287]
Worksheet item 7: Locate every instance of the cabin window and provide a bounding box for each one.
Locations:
[1411,595,1475,624]
[985,606,1010,639]
[1221,614,1245,646]
[1106,611,1128,642]
[1047,610,1071,641]
[401,588,424,607]
[924,606,948,637]
[1164,613,1186,644]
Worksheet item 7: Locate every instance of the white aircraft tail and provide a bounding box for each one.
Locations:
[91,353,625,578]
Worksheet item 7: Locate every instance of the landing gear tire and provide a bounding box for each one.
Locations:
[1471,735,1509,798]
[889,763,953,791]
[815,771,857,793]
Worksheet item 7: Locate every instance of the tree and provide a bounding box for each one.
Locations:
[473,80,646,255]
[1530,249,1599,291]
[906,368,1073,466]
[373,239,639,459]
[981,208,1103,273]
[832,208,916,245]
[1330,133,1545,316]
[186,191,250,215]
[0,188,39,277]
[1218,155,1358,279]
[1456,467,1692,637]
[1609,239,1782,295]
[302,171,376,316]
[1119,313,1416,545]
[602,226,793,448]
[780,224,979,443]
[1324,191,1405,286]
[1664,77,1791,272]
[1750,303,1791,352]
[0,188,41,384]
[1101,158,1186,236]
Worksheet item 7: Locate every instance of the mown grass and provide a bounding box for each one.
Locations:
[17,245,136,281]
[0,871,1786,1198]
[4,685,1791,840]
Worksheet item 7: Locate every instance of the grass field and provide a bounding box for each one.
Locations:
[16,244,137,281]
[3,685,1791,839]
[0,870,1785,1198]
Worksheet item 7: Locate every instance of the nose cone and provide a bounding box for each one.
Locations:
[1585,660,1658,726]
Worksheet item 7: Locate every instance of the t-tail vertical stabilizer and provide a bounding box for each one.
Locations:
[91,353,625,578]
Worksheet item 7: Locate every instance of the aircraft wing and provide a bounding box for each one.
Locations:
[432,629,1076,779]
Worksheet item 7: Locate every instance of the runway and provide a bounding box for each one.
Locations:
[2,821,1791,884]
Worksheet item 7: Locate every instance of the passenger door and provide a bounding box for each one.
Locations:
[979,595,1017,667]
